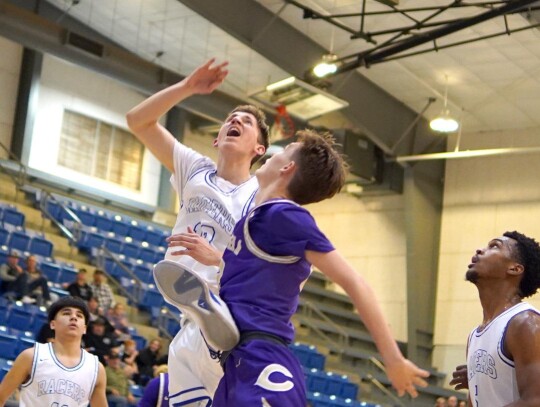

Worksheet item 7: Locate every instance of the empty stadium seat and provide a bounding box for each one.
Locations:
[6,304,34,332]
[0,227,8,246]
[1,207,25,230]
[0,330,19,360]
[8,229,30,252]
[58,264,78,285]
[40,261,61,283]
[29,235,54,258]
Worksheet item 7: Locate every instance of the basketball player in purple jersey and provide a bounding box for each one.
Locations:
[127,59,269,405]
[156,130,430,406]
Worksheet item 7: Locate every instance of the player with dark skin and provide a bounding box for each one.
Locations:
[450,232,540,407]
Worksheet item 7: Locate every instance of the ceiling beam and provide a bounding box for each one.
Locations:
[176,0,439,156]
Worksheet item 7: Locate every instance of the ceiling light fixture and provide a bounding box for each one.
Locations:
[430,75,459,133]
[313,54,339,78]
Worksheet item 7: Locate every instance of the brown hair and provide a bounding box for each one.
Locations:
[229,105,269,166]
[287,129,348,205]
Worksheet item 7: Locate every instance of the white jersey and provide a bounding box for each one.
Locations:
[167,141,258,290]
[20,342,99,407]
[467,302,539,406]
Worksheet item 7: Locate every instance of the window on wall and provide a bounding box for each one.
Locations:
[58,110,144,190]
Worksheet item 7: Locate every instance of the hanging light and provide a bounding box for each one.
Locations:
[313,54,338,78]
[430,75,459,133]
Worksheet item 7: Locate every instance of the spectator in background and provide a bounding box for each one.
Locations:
[447,395,458,407]
[24,255,53,306]
[66,268,93,301]
[138,365,169,407]
[89,269,115,312]
[434,397,447,407]
[458,401,466,407]
[84,316,119,365]
[121,339,139,381]
[135,338,165,386]
[105,351,138,407]
[107,303,131,341]
[0,249,27,301]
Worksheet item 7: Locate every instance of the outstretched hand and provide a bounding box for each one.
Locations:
[184,58,229,95]
[166,226,222,266]
[385,358,430,398]
[449,364,469,390]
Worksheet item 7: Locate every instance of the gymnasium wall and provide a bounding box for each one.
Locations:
[307,194,409,342]
[26,55,163,206]
[432,125,540,380]
[0,37,22,157]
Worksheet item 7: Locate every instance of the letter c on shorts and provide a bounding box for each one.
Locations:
[255,363,294,392]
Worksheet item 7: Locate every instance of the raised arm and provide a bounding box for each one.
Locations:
[306,249,429,398]
[126,59,228,172]
[0,348,33,405]
[89,362,108,407]
[505,311,540,407]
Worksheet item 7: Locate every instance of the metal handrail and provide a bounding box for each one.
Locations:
[365,373,406,407]
[39,190,80,245]
[301,299,350,350]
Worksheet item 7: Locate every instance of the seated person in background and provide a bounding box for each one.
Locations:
[24,254,53,306]
[107,303,131,340]
[105,351,138,407]
[89,269,115,313]
[139,364,169,407]
[121,339,139,378]
[66,268,93,301]
[83,316,120,365]
[0,249,27,300]
[135,338,165,386]
[434,397,447,406]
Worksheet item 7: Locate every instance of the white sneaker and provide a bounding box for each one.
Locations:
[153,260,240,351]
[21,296,36,304]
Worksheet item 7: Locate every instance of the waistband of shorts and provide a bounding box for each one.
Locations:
[219,331,288,368]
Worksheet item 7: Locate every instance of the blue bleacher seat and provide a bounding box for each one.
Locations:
[78,230,105,252]
[7,305,34,332]
[31,311,49,337]
[112,219,130,237]
[41,261,61,283]
[0,227,8,246]
[16,335,36,354]
[128,223,147,242]
[139,246,156,263]
[131,333,147,350]
[73,208,95,227]
[0,245,8,268]
[122,241,140,259]
[104,236,123,254]
[1,207,25,229]
[139,287,164,309]
[58,264,78,285]
[29,236,54,258]
[130,384,144,398]
[0,330,19,360]
[134,264,152,284]
[94,213,113,232]
[8,229,30,252]
[145,228,164,247]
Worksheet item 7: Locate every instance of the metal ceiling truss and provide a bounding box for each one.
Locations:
[287,0,540,76]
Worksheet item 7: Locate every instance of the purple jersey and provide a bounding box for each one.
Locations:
[219,199,334,342]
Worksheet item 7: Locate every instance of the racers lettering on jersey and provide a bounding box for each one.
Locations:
[37,379,86,403]
[468,349,497,381]
[186,196,235,235]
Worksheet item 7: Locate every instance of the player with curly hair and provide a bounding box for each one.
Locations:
[450,231,540,406]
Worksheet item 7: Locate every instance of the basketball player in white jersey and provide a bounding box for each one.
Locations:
[0,296,107,407]
[126,59,269,405]
[450,231,540,406]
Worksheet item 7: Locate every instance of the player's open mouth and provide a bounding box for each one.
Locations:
[227,127,241,137]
